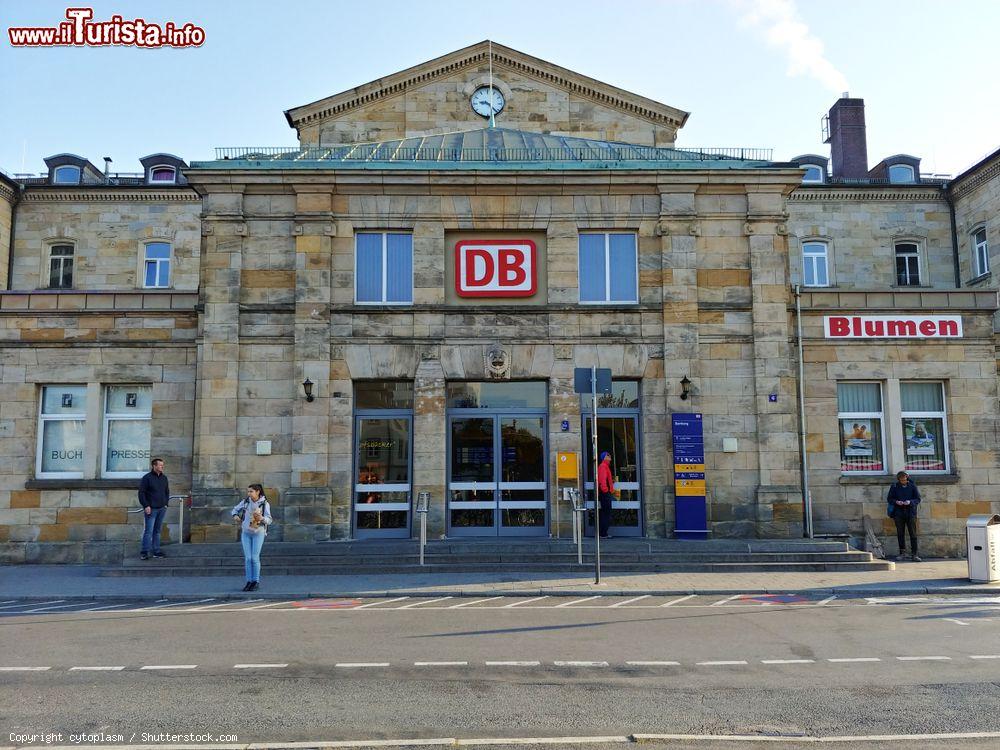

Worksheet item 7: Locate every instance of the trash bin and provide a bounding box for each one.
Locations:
[966,514,1000,582]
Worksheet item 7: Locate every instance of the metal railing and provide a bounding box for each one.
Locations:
[128,495,192,544]
[15,173,148,186]
[213,145,774,163]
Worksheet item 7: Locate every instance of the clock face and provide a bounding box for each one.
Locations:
[471,86,505,118]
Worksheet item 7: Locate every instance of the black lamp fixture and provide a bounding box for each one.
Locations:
[679,376,692,400]
[302,378,314,403]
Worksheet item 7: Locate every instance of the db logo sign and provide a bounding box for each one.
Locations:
[455,240,537,298]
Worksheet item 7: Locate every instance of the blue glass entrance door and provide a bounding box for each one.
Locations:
[582,415,643,537]
[447,414,548,537]
[353,416,412,539]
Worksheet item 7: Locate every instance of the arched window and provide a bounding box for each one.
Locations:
[972,226,989,277]
[888,164,915,183]
[148,166,177,184]
[895,242,921,286]
[802,242,830,287]
[48,244,75,289]
[53,165,81,185]
[801,165,824,183]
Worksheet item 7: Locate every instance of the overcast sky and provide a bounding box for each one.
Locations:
[1,0,997,176]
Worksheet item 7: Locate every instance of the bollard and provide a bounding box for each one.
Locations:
[416,491,430,567]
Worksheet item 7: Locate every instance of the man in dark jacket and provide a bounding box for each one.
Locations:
[138,457,169,560]
[887,470,921,562]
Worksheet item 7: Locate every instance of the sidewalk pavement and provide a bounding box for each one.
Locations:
[2,560,999,600]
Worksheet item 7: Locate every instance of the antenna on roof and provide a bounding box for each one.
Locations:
[488,40,496,129]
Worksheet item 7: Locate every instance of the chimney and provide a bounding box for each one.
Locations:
[823,95,868,179]
[103,156,112,182]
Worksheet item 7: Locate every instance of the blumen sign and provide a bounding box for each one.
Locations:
[824,315,962,339]
[455,240,536,297]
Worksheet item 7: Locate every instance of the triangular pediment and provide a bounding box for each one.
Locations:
[284,41,689,148]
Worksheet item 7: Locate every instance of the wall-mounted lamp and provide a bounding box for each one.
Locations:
[679,376,692,400]
[302,378,314,402]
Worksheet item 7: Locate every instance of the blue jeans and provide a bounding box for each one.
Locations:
[141,506,167,554]
[240,531,265,582]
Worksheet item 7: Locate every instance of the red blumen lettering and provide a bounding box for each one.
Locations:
[887,320,917,337]
[919,320,937,336]
[464,249,493,287]
[864,319,885,337]
[938,319,959,336]
[828,317,850,336]
[498,249,527,286]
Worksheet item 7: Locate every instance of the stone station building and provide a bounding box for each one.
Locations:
[0,41,997,562]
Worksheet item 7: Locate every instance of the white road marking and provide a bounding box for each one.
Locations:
[219,599,265,609]
[141,665,198,670]
[454,737,630,746]
[354,597,410,609]
[485,661,540,666]
[242,600,296,610]
[190,599,264,611]
[609,595,651,608]
[69,666,125,671]
[503,596,548,608]
[761,659,815,664]
[336,662,389,668]
[896,656,951,661]
[555,596,601,608]
[0,666,51,671]
[710,594,742,607]
[234,663,288,669]
[1,599,63,611]
[553,661,609,667]
[828,657,881,663]
[625,661,680,666]
[414,661,468,667]
[135,598,215,611]
[398,597,452,609]
[815,596,837,606]
[697,660,748,666]
[0,600,15,605]
[660,594,696,607]
[75,603,133,613]
[945,618,970,626]
[633,732,1000,744]
[447,597,501,609]
[970,655,1000,659]
[21,602,89,613]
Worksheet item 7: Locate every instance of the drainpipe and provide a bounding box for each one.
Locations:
[794,284,813,538]
[946,186,961,288]
[5,182,19,290]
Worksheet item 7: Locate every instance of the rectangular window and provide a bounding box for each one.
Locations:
[900,382,949,473]
[973,227,989,277]
[837,382,885,474]
[895,243,921,286]
[802,242,829,287]
[143,242,171,288]
[36,385,87,478]
[355,232,413,304]
[48,245,74,289]
[579,232,638,303]
[102,386,152,477]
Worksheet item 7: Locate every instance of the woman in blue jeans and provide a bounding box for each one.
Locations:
[231,484,272,591]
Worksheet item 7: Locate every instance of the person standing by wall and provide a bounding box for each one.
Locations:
[231,484,272,591]
[597,451,615,539]
[887,470,922,561]
[138,457,170,560]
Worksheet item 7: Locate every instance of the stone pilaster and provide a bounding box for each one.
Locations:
[414,354,446,537]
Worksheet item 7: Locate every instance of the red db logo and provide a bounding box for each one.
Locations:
[455,240,537,298]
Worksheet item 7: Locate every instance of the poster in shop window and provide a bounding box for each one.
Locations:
[842,419,874,456]
[904,419,936,455]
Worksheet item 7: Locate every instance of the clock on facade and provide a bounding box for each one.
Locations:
[471,86,505,118]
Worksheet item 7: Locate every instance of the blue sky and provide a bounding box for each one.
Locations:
[1,0,997,176]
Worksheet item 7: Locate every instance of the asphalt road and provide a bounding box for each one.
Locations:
[2,594,1000,747]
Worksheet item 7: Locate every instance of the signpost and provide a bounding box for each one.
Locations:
[672,413,708,539]
[574,366,612,583]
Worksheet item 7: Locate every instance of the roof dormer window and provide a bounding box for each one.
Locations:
[53,165,81,185]
[801,165,825,184]
[148,166,177,184]
[888,164,915,183]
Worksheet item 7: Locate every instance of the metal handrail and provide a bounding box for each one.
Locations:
[128,494,192,544]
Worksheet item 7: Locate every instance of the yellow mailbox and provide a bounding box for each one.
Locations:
[556,452,579,480]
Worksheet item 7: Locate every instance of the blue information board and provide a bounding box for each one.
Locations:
[671,413,708,539]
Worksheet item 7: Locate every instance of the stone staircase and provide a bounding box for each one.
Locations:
[100,538,892,576]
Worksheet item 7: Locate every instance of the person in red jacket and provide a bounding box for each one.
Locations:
[597,451,614,538]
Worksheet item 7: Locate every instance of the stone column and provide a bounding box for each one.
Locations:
[190,193,244,542]
[658,187,700,536]
[414,354,446,537]
[284,192,335,542]
[747,188,802,537]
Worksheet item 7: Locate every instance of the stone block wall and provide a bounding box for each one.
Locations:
[951,154,1000,288]
[787,188,953,289]
[11,190,200,291]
